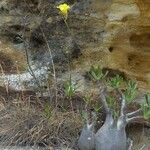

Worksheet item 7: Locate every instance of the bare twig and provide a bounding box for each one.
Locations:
[40,27,58,107]
[22,15,43,95]
[63,18,81,52]
[126,116,143,123]
[24,0,58,105]
[127,109,142,118]
[139,144,146,150]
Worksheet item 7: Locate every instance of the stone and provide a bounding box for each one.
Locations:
[0,0,149,92]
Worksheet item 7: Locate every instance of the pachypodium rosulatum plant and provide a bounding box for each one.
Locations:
[64,76,76,99]
[108,74,123,89]
[89,65,108,81]
[78,112,96,150]
[124,80,138,104]
[106,95,119,120]
[78,73,150,150]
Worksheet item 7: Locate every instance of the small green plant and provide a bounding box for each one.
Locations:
[106,96,115,109]
[83,94,101,112]
[93,102,101,112]
[64,76,76,99]
[89,65,108,81]
[106,96,119,119]
[124,80,138,104]
[108,75,123,89]
[141,94,150,120]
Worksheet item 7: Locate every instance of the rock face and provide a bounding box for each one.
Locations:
[103,0,150,90]
[0,0,150,91]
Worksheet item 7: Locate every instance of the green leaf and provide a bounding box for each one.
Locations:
[89,65,108,81]
[64,76,76,98]
[106,96,119,119]
[142,94,150,120]
[124,80,138,104]
[93,102,101,112]
[108,75,123,89]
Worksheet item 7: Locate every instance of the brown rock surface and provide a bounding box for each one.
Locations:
[72,0,150,91]
[103,0,150,90]
[0,0,149,91]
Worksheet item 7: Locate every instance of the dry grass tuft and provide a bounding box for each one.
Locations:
[0,96,83,149]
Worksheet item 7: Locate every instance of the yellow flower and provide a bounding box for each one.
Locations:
[57,3,70,19]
